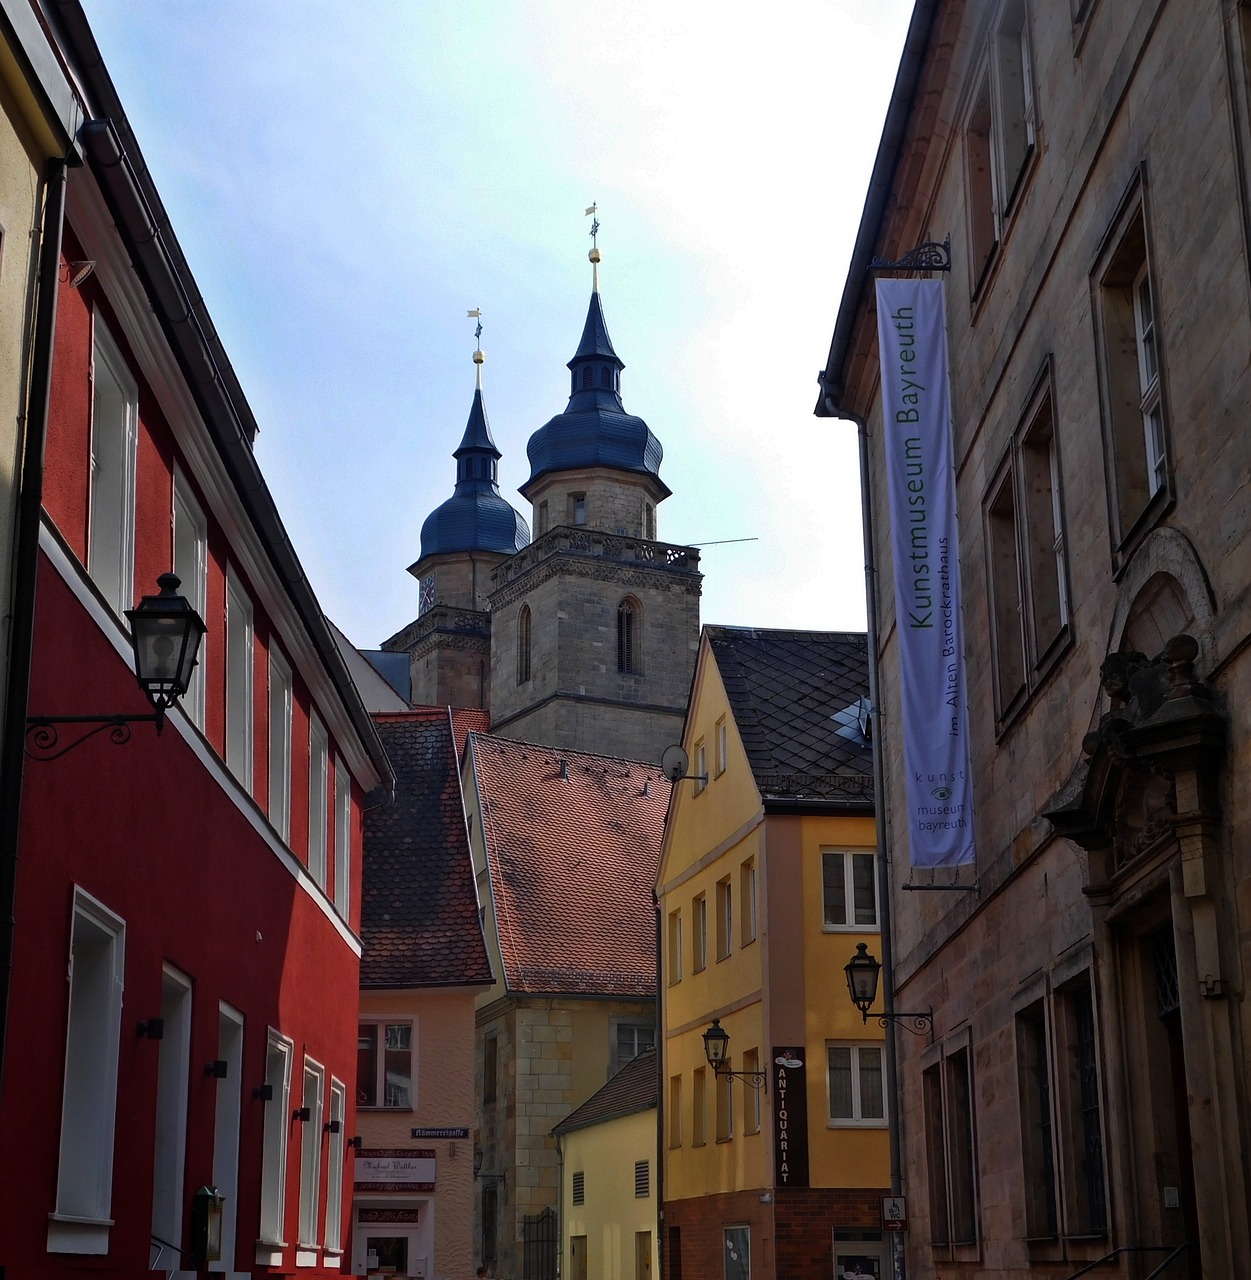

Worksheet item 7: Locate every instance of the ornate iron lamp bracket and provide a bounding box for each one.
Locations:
[25,712,160,762]
[868,236,952,273]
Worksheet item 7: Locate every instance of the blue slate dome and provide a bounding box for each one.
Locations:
[419,386,530,558]
[523,289,669,496]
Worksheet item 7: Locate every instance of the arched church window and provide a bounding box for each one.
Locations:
[617,598,641,674]
[518,605,532,684]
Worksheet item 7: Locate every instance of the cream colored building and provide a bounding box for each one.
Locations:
[553,1047,659,1280]
[819,1,1251,1276]
[658,627,889,1280]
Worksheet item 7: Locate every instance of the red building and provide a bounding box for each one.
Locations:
[0,5,393,1276]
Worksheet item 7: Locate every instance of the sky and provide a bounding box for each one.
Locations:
[80,0,913,649]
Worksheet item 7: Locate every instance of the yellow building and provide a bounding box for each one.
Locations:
[658,627,889,1280]
[553,1047,659,1280]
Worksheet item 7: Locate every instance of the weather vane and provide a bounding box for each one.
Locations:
[467,308,484,385]
[585,202,601,290]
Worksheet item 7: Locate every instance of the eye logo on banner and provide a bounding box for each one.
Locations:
[875,277,976,868]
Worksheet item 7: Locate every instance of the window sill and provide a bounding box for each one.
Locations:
[295,1248,320,1267]
[827,1119,889,1130]
[356,1106,414,1113]
[255,1240,287,1268]
[47,1214,113,1255]
[821,924,881,934]
[715,1136,733,1145]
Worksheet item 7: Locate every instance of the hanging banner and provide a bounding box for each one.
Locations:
[875,277,976,867]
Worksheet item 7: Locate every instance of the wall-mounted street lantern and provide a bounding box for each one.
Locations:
[474,1146,505,1185]
[189,1185,225,1268]
[701,1018,767,1092]
[844,943,933,1036]
[26,572,206,760]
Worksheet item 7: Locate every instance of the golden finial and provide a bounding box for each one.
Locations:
[585,202,601,291]
[467,308,484,387]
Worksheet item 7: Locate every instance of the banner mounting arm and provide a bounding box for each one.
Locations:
[869,236,951,273]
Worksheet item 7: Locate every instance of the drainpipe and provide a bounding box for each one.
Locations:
[0,156,68,1098]
[654,894,664,1280]
[823,394,907,1280]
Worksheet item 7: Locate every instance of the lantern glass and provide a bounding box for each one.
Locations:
[702,1018,729,1068]
[126,573,206,710]
[844,943,881,1015]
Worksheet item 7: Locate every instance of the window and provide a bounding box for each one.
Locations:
[572,1170,585,1205]
[172,469,208,727]
[964,1,1036,292]
[617,597,640,674]
[692,1068,707,1146]
[87,315,137,618]
[334,756,351,918]
[924,1046,979,1246]
[1056,982,1108,1235]
[985,376,1070,721]
[693,893,707,972]
[923,1065,950,1245]
[828,1043,886,1125]
[258,1030,294,1250]
[613,1020,654,1076]
[667,909,683,983]
[715,877,732,961]
[482,1183,498,1270]
[742,1049,761,1134]
[668,1075,682,1147]
[357,1022,413,1108]
[225,568,254,789]
[740,859,757,946]
[518,604,532,683]
[1094,198,1171,549]
[693,740,707,795]
[211,1004,244,1273]
[268,649,292,841]
[483,1031,498,1104]
[822,849,878,929]
[634,1160,650,1198]
[151,966,192,1255]
[324,1079,346,1254]
[715,1069,733,1142]
[298,1059,325,1248]
[1017,1004,1058,1238]
[724,1226,750,1280]
[644,502,656,539]
[308,712,328,888]
[537,500,549,536]
[715,716,728,775]
[571,493,586,525]
[50,890,125,1255]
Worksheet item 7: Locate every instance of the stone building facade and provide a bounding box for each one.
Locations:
[819,1,1251,1277]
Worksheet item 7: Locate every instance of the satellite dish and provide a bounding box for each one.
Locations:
[660,744,690,782]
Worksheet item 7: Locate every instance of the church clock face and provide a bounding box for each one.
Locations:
[418,573,436,616]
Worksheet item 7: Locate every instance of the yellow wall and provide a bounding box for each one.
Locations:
[559,1107,658,1280]
[658,634,890,1203]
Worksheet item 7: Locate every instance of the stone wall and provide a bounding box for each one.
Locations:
[525,466,667,540]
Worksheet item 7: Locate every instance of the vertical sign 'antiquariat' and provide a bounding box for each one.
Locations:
[875,278,976,868]
[771,1047,809,1187]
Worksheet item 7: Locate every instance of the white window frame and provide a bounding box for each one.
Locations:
[151,965,193,1258]
[258,1029,294,1257]
[298,1058,325,1249]
[334,756,351,918]
[49,888,125,1256]
[88,313,138,619]
[822,849,879,931]
[172,468,208,728]
[357,1020,415,1110]
[225,567,255,790]
[308,712,328,889]
[827,1042,888,1127]
[1132,260,1167,494]
[268,647,293,842]
[323,1078,347,1255]
[211,1003,245,1273]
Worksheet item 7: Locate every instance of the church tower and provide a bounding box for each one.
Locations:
[488,238,702,761]
[383,339,529,710]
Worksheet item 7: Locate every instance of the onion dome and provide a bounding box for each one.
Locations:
[419,356,530,558]
[522,276,669,498]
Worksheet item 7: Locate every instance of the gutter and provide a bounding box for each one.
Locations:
[50,0,392,793]
[814,0,940,414]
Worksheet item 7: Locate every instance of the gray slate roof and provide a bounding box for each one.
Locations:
[706,626,874,808]
[552,1047,657,1136]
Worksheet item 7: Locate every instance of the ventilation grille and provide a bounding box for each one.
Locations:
[572,1170,585,1205]
[635,1160,650,1198]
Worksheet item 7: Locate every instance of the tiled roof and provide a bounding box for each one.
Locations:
[706,626,874,807]
[470,733,668,996]
[553,1047,657,1135]
[361,709,493,988]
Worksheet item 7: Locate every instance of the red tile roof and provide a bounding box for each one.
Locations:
[469,733,669,997]
[361,708,493,988]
